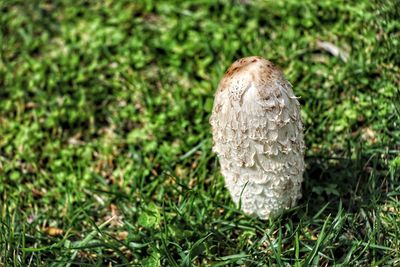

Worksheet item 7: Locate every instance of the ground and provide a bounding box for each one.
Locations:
[0,0,399,266]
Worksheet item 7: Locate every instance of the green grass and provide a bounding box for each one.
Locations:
[1,0,399,266]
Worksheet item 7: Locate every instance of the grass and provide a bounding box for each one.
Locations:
[0,0,399,266]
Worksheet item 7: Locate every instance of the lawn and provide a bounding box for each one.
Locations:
[0,0,399,266]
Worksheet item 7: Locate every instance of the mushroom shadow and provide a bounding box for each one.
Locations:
[298,151,392,218]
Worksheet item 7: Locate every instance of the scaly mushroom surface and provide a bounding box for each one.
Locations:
[210,56,305,219]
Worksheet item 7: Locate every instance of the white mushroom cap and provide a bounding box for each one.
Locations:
[210,56,305,220]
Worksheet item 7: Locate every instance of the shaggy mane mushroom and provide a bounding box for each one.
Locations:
[209,56,305,220]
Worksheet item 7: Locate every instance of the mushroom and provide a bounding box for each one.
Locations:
[209,56,305,220]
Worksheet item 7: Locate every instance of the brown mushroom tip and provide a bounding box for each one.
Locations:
[225,56,275,75]
[218,56,282,94]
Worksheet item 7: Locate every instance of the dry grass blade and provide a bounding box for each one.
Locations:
[316,40,350,62]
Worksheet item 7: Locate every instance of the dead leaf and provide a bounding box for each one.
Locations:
[117,231,129,240]
[44,227,64,236]
[32,188,44,198]
[361,127,377,144]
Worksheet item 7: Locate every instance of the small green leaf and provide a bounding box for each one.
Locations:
[143,251,160,267]
[138,202,161,229]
